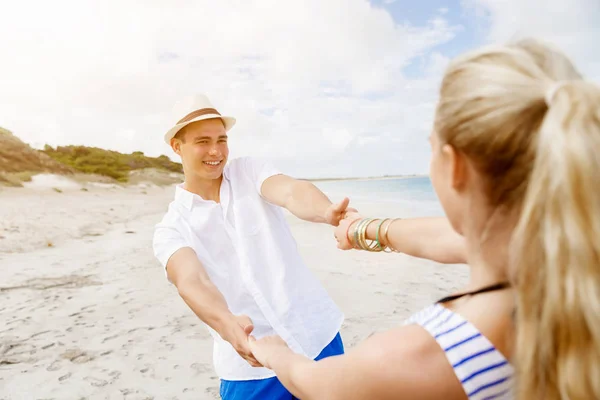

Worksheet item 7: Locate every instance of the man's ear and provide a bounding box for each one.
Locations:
[170,138,182,156]
[441,143,468,191]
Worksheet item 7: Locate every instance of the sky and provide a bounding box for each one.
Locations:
[1,0,599,178]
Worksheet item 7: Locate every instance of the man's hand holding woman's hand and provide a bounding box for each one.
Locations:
[324,197,358,227]
[333,211,362,250]
[222,314,263,367]
[247,334,291,370]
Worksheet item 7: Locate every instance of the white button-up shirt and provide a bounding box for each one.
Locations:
[153,157,344,380]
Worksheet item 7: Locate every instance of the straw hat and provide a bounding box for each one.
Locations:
[164,94,236,144]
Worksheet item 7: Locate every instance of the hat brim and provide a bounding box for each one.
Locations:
[164,114,236,144]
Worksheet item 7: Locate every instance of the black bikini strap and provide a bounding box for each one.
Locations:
[437,281,511,304]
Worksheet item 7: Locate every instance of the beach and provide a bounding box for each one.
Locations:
[0,180,468,399]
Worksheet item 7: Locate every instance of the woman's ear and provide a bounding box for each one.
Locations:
[442,144,468,191]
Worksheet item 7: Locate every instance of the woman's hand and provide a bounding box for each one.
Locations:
[334,212,362,250]
[248,335,292,369]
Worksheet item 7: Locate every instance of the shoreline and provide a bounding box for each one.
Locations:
[306,174,429,183]
[0,169,429,191]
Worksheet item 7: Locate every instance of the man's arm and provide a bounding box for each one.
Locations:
[260,174,350,225]
[166,247,261,366]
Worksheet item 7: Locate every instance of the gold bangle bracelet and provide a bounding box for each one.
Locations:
[353,218,371,250]
[361,219,382,252]
[358,218,374,251]
[347,219,361,249]
[353,218,392,252]
[376,218,390,251]
[383,218,401,253]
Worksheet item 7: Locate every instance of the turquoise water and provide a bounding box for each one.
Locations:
[314,176,444,216]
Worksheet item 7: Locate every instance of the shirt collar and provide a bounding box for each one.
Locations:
[174,184,195,210]
[223,162,231,181]
[174,164,230,210]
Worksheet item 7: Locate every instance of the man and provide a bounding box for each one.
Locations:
[153,94,351,399]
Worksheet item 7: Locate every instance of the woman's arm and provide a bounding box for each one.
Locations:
[336,216,467,264]
[248,325,466,400]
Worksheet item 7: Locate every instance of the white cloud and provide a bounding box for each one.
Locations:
[425,52,451,78]
[1,1,596,179]
[0,0,458,178]
[464,0,600,82]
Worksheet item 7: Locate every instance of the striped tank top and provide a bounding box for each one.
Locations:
[404,303,514,400]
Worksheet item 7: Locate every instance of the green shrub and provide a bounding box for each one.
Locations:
[41,145,182,182]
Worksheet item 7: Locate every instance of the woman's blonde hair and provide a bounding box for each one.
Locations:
[434,39,600,399]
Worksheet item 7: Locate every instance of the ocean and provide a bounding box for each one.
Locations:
[313,176,445,217]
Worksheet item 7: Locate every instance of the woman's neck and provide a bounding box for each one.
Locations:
[463,213,514,291]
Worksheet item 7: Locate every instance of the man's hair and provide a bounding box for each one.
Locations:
[173,128,187,144]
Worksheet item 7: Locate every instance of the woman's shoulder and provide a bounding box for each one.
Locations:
[399,299,515,399]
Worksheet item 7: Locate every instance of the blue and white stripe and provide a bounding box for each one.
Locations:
[405,304,514,400]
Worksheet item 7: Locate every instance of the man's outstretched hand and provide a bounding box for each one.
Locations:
[324,197,357,226]
[222,314,263,367]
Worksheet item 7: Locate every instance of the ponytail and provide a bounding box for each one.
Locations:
[511,81,600,400]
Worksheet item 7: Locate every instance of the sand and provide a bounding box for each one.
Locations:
[0,180,468,399]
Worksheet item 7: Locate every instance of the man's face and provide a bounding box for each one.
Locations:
[171,118,229,180]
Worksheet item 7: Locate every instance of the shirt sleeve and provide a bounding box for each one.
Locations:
[243,157,283,194]
[153,223,191,278]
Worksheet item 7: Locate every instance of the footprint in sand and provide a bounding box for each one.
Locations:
[58,372,71,382]
[61,348,94,364]
[139,365,156,377]
[191,363,211,374]
[205,386,220,399]
[109,370,121,381]
[84,376,108,387]
[102,334,119,343]
[47,360,62,371]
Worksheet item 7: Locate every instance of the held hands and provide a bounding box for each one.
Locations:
[334,212,362,250]
[223,315,263,367]
[247,335,291,370]
[324,197,358,226]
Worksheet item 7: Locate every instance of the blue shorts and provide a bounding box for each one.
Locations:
[219,332,344,400]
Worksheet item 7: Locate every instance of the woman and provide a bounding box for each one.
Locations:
[247,39,600,400]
